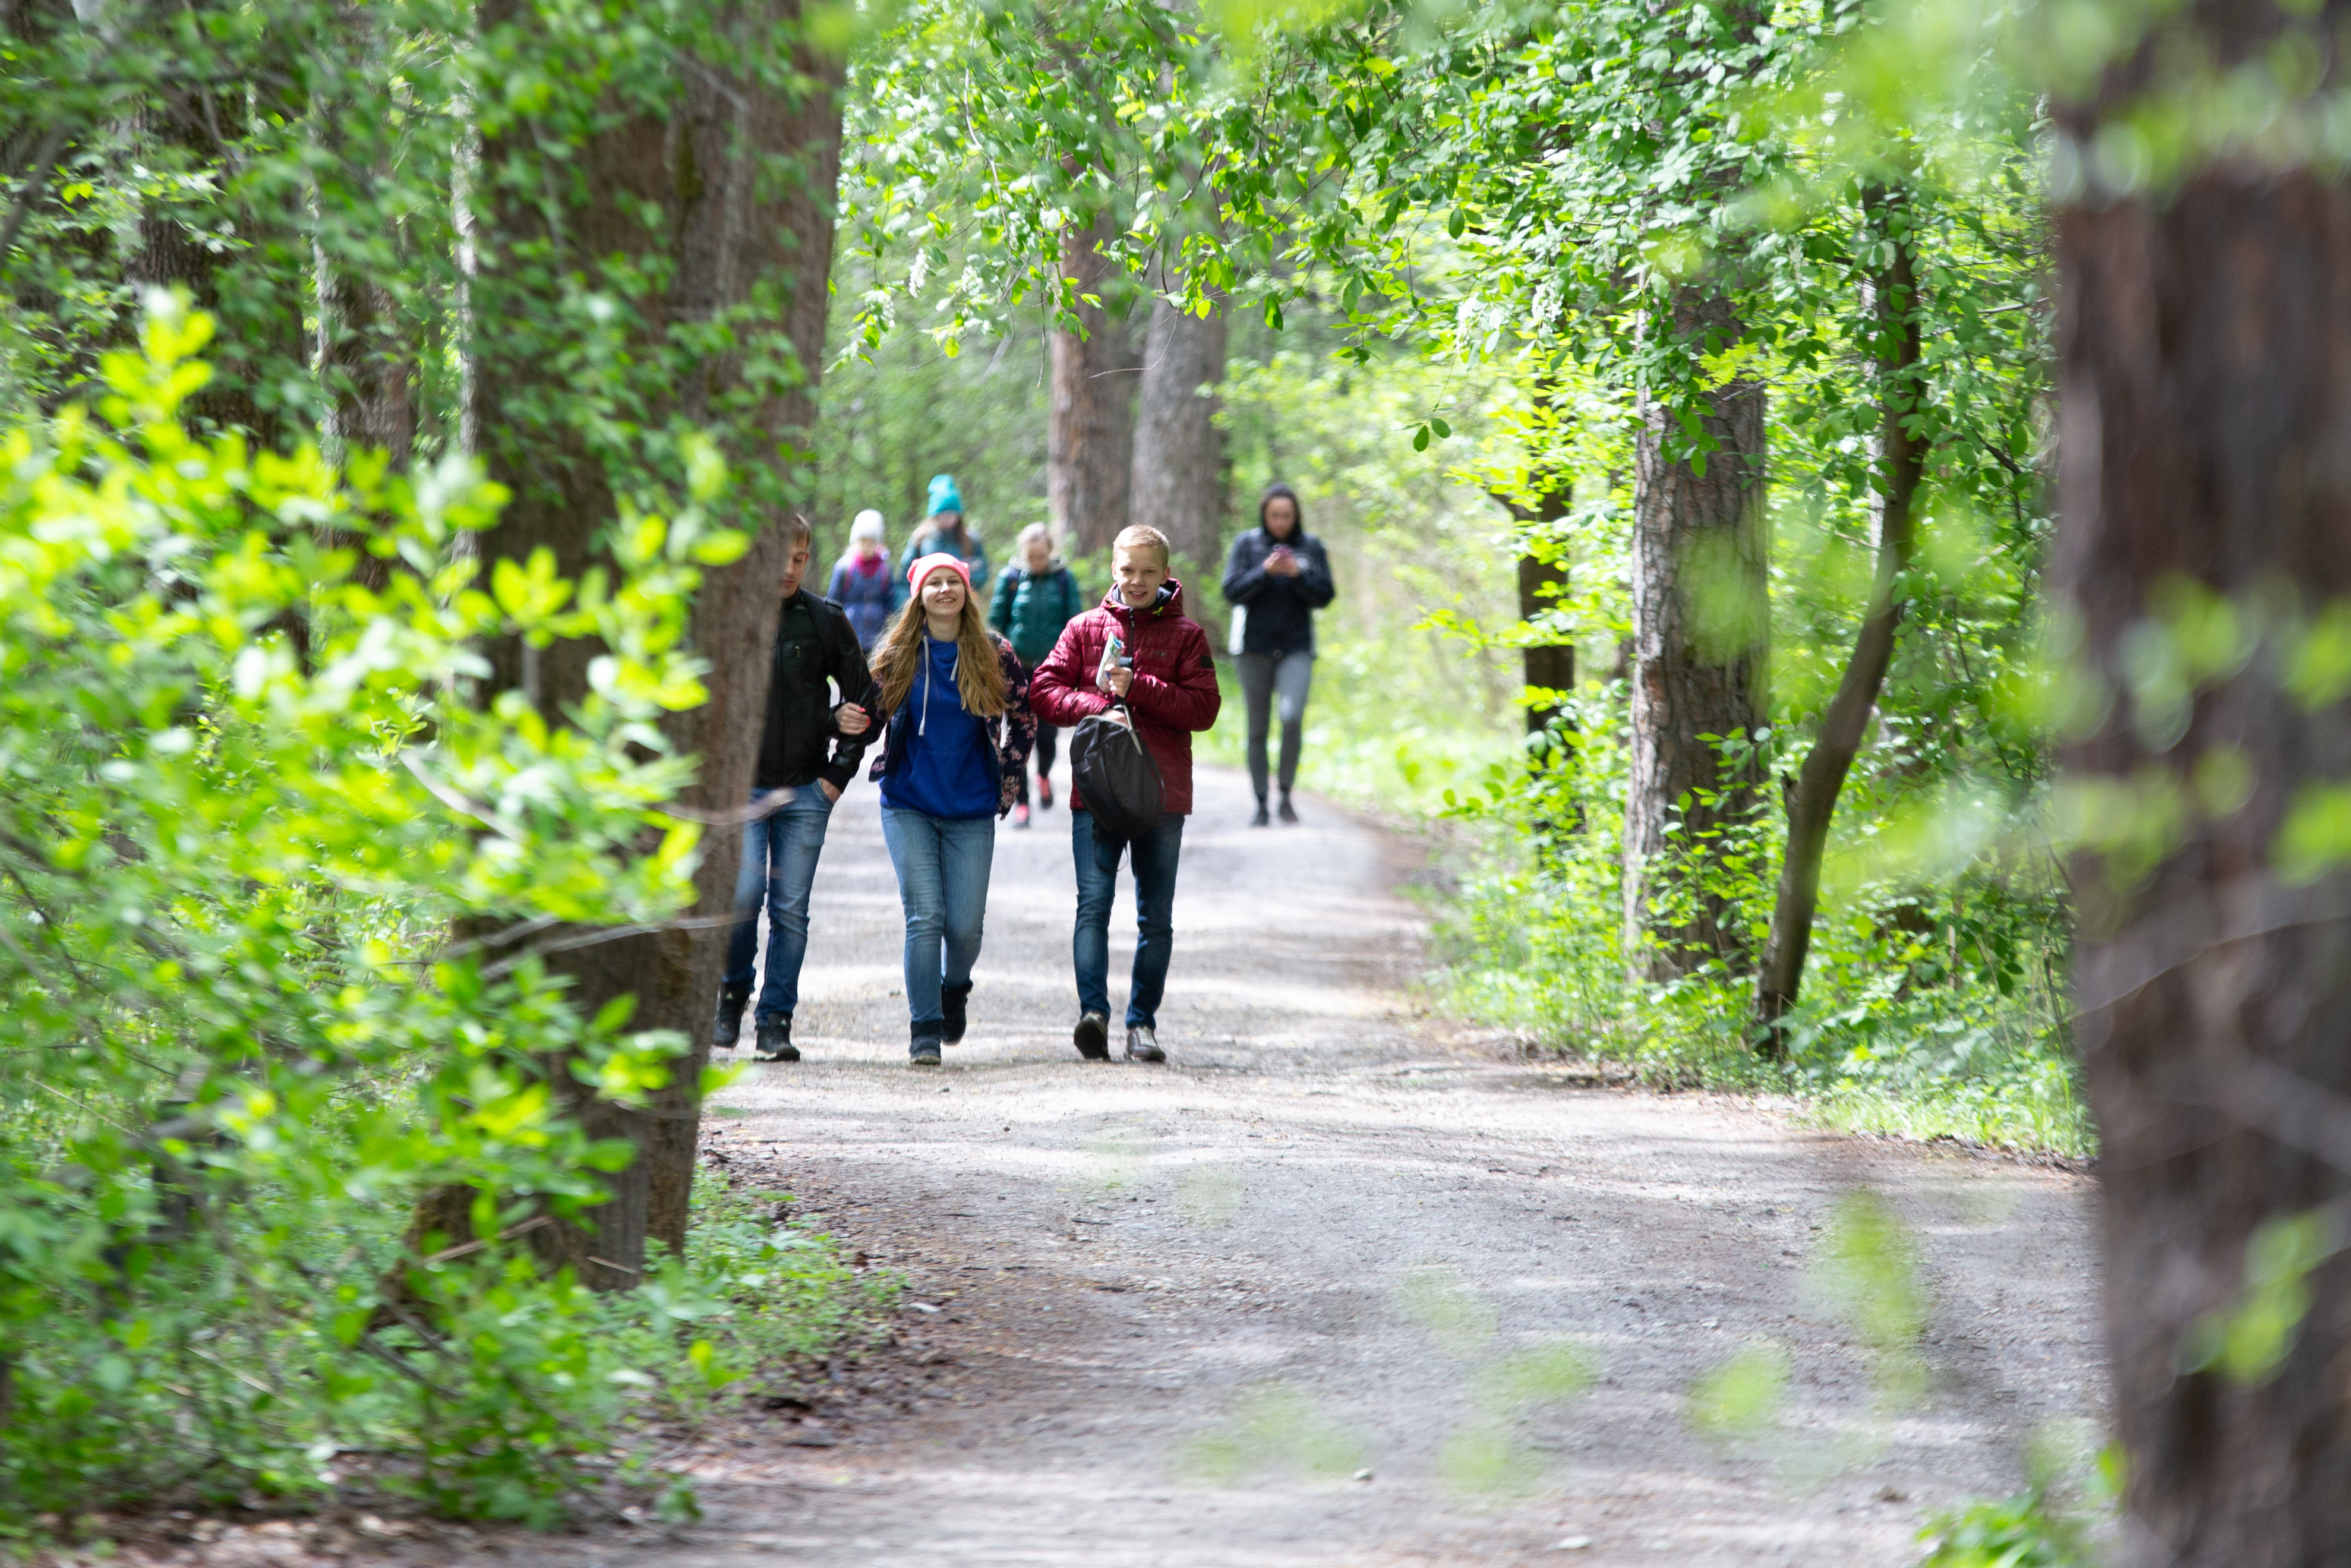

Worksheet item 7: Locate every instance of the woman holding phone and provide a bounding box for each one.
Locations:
[866,554,1035,1065]
[1220,481,1335,826]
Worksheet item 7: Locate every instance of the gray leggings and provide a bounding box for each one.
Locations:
[1236,650,1314,800]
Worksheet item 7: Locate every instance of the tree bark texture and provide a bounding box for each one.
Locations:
[1753,187,1922,1046]
[1047,211,1141,554]
[314,1,415,505]
[123,4,285,446]
[1129,285,1226,576]
[1623,291,1768,979]
[465,0,843,1285]
[2058,122,2351,1567]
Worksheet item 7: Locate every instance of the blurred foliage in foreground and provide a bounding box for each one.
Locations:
[0,310,884,1529]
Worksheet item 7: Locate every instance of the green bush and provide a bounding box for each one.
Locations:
[0,301,872,1529]
[1431,688,2087,1156]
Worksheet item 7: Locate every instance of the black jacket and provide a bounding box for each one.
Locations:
[756,591,881,793]
[1220,528,1335,657]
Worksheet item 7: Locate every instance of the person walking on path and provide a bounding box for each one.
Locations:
[990,522,1085,830]
[1220,481,1334,826]
[1029,525,1222,1064]
[714,516,880,1064]
[866,554,1035,1067]
[899,473,990,589]
[828,509,904,654]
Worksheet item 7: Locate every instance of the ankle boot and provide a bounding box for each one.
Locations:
[711,983,750,1049]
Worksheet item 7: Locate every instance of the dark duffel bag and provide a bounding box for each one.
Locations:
[1069,704,1164,875]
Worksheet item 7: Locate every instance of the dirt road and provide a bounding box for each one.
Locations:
[616,766,2102,1566]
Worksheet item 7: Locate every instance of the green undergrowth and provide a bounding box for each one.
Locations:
[0,317,889,1537]
[1428,717,2089,1159]
[2,1160,886,1539]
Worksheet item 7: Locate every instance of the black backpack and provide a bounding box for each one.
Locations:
[1069,704,1165,875]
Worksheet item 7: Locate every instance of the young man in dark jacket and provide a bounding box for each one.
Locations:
[714,516,882,1063]
[1028,525,1222,1063]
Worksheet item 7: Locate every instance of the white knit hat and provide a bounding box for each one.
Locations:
[850,509,886,542]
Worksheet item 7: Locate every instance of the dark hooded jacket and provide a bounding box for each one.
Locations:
[1027,579,1222,816]
[755,590,879,793]
[1220,527,1335,657]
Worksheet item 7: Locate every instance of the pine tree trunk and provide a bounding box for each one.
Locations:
[463,0,842,1286]
[1623,291,1768,979]
[1753,184,1922,1048]
[2060,59,2351,1563]
[1047,211,1140,554]
[1129,283,1226,576]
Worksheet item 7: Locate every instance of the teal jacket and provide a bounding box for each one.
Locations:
[990,562,1084,669]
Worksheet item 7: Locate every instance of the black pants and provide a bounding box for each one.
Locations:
[1017,723,1059,804]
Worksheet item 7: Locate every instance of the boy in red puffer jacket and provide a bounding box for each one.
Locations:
[1028,525,1222,1063]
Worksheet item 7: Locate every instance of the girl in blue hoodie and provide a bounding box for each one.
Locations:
[866,553,1034,1064]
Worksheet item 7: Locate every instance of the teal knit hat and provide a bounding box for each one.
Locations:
[926,474,964,517]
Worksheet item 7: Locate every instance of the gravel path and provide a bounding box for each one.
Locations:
[552,766,2103,1567]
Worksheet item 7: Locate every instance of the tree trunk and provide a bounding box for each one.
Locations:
[2059,55,2351,1563]
[1753,184,1923,1048]
[639,21,843,1258]
[122,6,280,445]
[320,270,414,472]
[463,0,843,1287]
[1623,291,1768,979]
[1492,490,1576,734]
[1129,280,1226,575]
[1497,484,1576,736]
[1519,553,1574,735]
[1047,210,1140,554]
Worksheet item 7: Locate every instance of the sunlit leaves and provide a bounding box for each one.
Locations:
[0,307,731,1515]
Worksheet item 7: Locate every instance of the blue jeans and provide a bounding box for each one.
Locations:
[1072,809,1185,1029]
[723,786,837,1021]
[881,806,996,1045]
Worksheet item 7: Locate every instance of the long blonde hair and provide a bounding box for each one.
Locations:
[873,577,1009,719]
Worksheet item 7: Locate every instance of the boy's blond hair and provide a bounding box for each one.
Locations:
[1112,523,1171,567]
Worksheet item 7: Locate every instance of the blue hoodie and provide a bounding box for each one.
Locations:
[879,634,997,819]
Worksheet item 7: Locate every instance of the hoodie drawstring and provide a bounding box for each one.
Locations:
[919,638,957,738]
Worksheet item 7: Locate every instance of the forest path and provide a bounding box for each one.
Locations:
[623,766,2100,1567]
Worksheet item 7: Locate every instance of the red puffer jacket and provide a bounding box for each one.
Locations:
[1028,579,1222,815]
